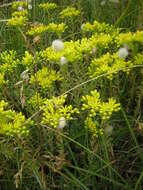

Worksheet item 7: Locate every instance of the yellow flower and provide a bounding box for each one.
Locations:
[41,95,79,128]
[0,100,32,137]
[7,16,27,27]
[39,2,57,11]
[60,7,80,18]
[30,67,63,89]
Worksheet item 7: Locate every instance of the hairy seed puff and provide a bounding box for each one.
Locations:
[100,1,106,6]
[52,39,64,52]
[118,47,129,59]
[58,117,66,129]
[18,6,23,11]
[28,4,32,10]
[60,56,67,66]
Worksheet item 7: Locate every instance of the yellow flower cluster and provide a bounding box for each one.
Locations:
[39,2,57,11]
[0,100,32,137]
[82,89,120,120]
[60,7,80,18]
[7,16,27,27]
[41,95,79,128]
[84,117,103,137]
[22,51,34,68]
[99,98,120,120]
[82,90,101,117]
[0,50,20,73]
[41,33,113,64]
[12,10,28,17]
[82,89,120,136]
[30,67,63,90]
[12,1,27,10]
[27,23,67,36]
[88,52,133,80]
[7,1,29,27]
[118,31,143,46]
[0,73,5,86]
[40,47,62,63]
[0,51,20,87]
[135,53,143,65]
[82,20,118,34]
[28,93,45,110]
[37,21,142,69]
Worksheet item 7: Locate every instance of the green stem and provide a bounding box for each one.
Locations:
[135,170,143,190]
[115,0,132,27]
[120,105,143,163]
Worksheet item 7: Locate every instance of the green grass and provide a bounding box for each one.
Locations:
[0,0,143,189]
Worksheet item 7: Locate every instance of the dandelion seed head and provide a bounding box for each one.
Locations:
[101,0,106,6]
[52,39,64,52]
[60,56,67,66]
[18,6,23,12]
[28,4,32,10]
[118,47,129,59]
[58,117,66,129]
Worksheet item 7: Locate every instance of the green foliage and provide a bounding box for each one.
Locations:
[11,1,27,10]
[22,51,34,68]
[0,100,32,137]
[39,2,57,11]
[30,67,63,90]
[41,95,79,128]
[82,20,118,34]
[12,10,28,17]
[82,89,120,136]
[7,15,27,27]
[0,50,20,72]
[27,22,67,37]
[0,0,143,189]
[60,7,80,18]
[88,52,133,80]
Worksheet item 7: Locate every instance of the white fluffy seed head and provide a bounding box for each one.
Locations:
[52,39,64,52]
[101,0,106,6]
[58,117,66,129]
[28,4,32,10]
[18,6,23,11]
[104,125,113,136]
[118,47,129,59]
[60,56,67,66]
